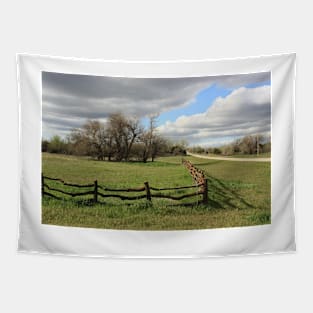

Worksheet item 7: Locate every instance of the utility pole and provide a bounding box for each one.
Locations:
[257,135,259,156]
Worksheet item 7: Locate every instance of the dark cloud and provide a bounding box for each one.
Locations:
[42,71,270,139]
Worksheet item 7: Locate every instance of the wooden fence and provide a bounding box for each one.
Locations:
[42,174,208,204]
[182,158,208,204]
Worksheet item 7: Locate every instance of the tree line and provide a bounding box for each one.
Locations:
[188,134,271,156]
[42,113,187,162]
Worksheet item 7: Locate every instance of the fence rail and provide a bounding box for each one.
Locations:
[182,158,208,204]
[43,175,94,188]
[44,183,94,197]
[42,170,208,204]
[98,185,146,192]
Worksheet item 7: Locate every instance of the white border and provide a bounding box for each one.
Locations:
[17,53,296,258]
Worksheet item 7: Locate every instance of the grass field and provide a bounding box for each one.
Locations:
[42,153,271,230]
[228,152,271,158]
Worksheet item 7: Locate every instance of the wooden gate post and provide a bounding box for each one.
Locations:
[144,181,151,201]
[202,178,208,204]
[94,180,98,203]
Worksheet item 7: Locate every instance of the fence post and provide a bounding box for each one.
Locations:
[94,180,98,203]
[144,181,151,201]
[202,178,208,204]
[42,174,44,197]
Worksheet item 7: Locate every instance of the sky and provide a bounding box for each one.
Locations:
[42,71,271,147]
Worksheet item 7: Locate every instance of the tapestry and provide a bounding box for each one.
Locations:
[17,53,296,257]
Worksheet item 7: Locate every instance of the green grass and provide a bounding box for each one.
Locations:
[223,152,271,158]
[42,153,271,230]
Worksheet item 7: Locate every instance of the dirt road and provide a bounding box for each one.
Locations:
[187,152,271,162]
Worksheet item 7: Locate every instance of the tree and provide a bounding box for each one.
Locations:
[68,121,107,159]
[221,144,234,156]
[107,113,142,161]
[136,114,159,163]
[237,134,265,155]
[138,131,151,163]
[67,128,89,156]
[41,139,49,152]
[47,135,66,154]
[125,117,141,161]
[63,113,169,162]
[213,147,221,155]
[107,113,124,161]
[189,146,205,154]
[169,140,187,156]
[151,134,167,161]
[82,120,108,160]
[148,115,158,161]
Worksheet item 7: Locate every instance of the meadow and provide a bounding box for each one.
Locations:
[42,153,271,230]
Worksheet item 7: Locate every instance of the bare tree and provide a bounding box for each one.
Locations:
[151,134,167,161]
[68,120,107,159]
[138,131,150,163]
[125,117,142,161]
[148,114,158,161]
[136,114,159,162]
[66,113,170,162]
[107,113,126,161]
[107,113,142,161]
[82,120,107,160]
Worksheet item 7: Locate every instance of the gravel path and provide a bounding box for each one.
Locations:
[187,152,271,162]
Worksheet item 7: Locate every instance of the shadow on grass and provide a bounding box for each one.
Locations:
[191,161,223,167]
[206,174,255,210]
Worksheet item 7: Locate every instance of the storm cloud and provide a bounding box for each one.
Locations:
[42,71,271,142]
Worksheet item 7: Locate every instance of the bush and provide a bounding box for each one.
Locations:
[47,135,67,154]
[213,148,222,154]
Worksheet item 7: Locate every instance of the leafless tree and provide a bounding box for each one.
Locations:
[67,113,171,161]
[107,113,142,161]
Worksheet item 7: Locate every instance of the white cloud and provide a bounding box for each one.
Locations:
[157,86,271,146]
[42,71,270,138]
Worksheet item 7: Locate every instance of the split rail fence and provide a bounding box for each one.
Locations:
[42,162,208,205]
